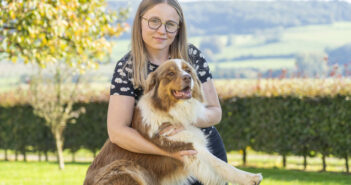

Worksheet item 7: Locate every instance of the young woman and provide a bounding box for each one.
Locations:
[108,0,227,184]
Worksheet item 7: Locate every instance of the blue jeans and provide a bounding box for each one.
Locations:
[190,126,228,185]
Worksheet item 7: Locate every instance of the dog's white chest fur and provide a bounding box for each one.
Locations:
[137,95,207,139]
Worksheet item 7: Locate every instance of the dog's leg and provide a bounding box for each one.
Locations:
[188,147,262,185]
[94,160,158,185]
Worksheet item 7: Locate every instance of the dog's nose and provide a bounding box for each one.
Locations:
[182,74,191,83]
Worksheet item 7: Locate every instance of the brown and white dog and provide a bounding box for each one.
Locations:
[84,59,263,185]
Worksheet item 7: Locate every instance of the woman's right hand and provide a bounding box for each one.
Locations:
[169,150,198,162]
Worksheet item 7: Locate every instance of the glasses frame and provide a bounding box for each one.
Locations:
[141,16,179,33]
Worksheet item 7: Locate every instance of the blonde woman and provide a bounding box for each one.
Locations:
[108,0,227,184]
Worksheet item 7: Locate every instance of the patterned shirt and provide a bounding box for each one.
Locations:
[110,44,212,101]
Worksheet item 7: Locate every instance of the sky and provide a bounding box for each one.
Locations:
[109,0,351,4]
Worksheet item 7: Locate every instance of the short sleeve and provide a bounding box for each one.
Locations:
[110,53,135,97]
[188,44,213,83]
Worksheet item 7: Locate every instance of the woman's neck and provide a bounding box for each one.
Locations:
[146,47,170,65]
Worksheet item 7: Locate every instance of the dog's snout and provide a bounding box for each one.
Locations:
[182,74,191,83]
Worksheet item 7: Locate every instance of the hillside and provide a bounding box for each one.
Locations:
[108,0,351,36]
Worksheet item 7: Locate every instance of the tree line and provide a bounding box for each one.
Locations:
[1,93,350,173]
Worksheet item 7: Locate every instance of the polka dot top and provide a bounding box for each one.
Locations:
[110,44,212,101]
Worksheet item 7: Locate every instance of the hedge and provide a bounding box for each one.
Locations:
[0,79,350,172]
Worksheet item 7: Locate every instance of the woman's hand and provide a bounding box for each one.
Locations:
[158,123,197,161]
[168,150,198,162]
[158,122,185,137]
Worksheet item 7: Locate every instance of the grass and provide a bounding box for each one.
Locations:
[1,150,350,185]
[0,161,350,185]
[215,22,351,60]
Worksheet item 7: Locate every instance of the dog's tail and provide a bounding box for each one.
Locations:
[90,160,156,185]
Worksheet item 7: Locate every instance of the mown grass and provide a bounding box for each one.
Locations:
[1,149,350,185]
[0,160,350,185]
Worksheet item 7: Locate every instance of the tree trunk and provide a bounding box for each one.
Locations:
[282,154,287,168]
[72,152,76,163]
[303,154,308,170]
[345,155,349,173]
[15,150,18,161]
[23,150,27,162]
[55,132,65,170]
[45,151,49,162]
[38,151,42,162]
[322,154,327,171]
[4,149,8,161]
[242,148,247,166]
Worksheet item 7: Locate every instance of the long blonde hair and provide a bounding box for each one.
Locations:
[130,0,189,89]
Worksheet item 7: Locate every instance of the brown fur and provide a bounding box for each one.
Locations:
[84,107,194,185]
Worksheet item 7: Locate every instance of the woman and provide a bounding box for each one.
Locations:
[108,0,227,184]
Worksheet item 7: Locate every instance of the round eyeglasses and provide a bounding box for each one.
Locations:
[142,16,179,33]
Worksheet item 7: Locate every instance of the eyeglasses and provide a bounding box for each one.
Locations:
[142,16,179,33]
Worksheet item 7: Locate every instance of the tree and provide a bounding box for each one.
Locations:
[29,64,86,169]
[1,0,128,169]
[0,0,128,69]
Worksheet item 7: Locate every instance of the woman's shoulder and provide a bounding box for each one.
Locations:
[110,51,135,96]
[115,52,132,68]
[187,43,213,83]
[187,43,206,61]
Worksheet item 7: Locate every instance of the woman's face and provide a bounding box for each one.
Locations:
[141,3,180,53]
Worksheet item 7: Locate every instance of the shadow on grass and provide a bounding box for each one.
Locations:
[240,166,351,185]
[0,160,91,166]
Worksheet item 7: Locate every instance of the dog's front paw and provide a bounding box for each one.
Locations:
[241,173,262,185]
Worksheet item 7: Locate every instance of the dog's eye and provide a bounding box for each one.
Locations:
[167,72,175,76]
[185,69,191,73]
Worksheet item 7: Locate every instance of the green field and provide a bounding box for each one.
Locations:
[1,151,350,185]
[1,22,351,91]
[107,22,351,73]
[0,160,350,185]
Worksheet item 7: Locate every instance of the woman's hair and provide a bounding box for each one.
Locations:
[130,0,189,89]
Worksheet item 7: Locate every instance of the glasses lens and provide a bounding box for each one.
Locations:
[166,21,178,33]
[148,17,161,29]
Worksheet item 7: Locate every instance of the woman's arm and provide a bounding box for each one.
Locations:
[194,79,222,128]
[107,95,196,161]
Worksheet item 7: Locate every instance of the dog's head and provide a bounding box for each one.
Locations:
[144,59,204,111]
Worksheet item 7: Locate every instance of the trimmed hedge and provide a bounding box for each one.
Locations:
[0,79,350,172]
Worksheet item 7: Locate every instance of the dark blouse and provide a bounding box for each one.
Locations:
[110,44,212,100]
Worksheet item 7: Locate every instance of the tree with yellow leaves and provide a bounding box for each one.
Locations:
[0,0,128,169]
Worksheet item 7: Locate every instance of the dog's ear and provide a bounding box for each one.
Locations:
[144,71,158,93]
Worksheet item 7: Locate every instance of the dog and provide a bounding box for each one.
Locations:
[84,59,263,185]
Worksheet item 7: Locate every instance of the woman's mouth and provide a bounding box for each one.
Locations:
[153,37,167,42]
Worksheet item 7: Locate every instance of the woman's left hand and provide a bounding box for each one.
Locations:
[158,122,185,137]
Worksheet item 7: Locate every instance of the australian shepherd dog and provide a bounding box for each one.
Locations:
[84,59,263,185]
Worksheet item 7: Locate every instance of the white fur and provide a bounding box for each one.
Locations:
[174,59,194,89]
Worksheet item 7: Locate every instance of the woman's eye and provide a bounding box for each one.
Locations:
[168,72,175,76]
[185,69,191,73]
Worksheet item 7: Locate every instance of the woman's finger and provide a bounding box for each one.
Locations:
[179,150,197,156]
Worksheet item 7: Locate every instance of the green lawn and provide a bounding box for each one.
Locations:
[0,161,350,185]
